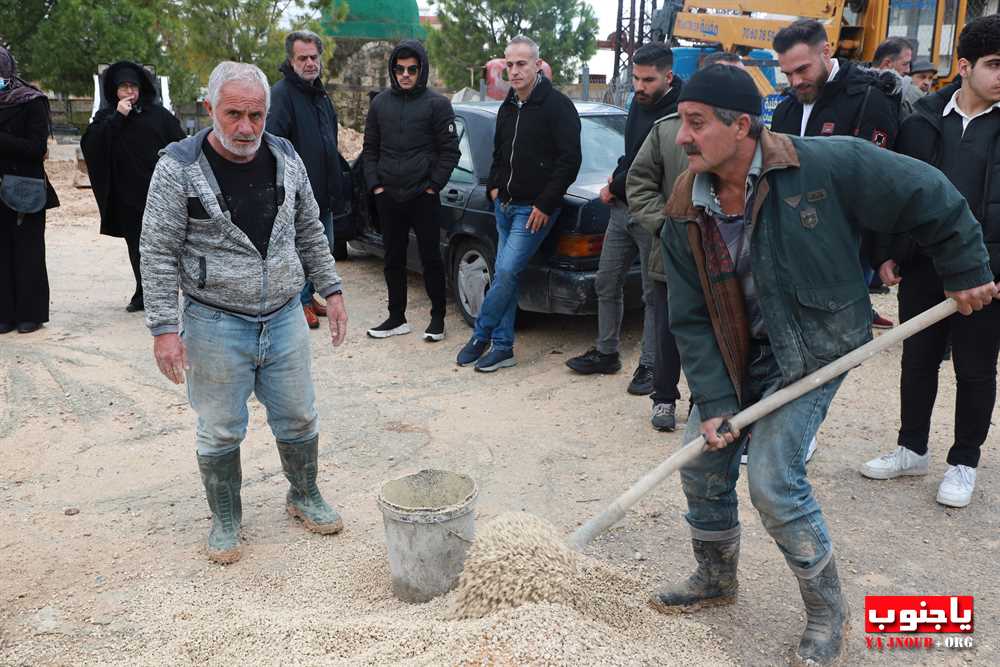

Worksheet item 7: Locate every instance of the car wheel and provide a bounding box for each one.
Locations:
[452,238,495,328]
[333,238,349,261]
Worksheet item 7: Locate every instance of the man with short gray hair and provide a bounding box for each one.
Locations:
[457,35,582,370]
[268,30,346,329]
[141,61,349,564]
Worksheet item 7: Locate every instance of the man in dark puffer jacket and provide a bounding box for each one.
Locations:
[362,40,460,342]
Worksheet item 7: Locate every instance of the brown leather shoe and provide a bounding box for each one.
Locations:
[311,295,327,317]
[303,304,320,329]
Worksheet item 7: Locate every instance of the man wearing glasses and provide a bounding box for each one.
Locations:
[362,40,460,342]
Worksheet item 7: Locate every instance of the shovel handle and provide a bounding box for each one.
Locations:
[567,298,959,552]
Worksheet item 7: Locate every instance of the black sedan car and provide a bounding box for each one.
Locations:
[350,101,644,326]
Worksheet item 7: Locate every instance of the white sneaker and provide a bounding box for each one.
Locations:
[860,446,930,480]
[936,465,976,508]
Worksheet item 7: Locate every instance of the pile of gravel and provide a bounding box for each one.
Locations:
[5,526,732,665]
[451,513,578,619]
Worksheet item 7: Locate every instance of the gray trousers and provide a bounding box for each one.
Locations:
[595,203,656,367]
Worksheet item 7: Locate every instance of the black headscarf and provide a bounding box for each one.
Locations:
[0,46,47,110]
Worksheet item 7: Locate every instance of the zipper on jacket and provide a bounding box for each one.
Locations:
[506,104,522,197]
[198,257,207,289]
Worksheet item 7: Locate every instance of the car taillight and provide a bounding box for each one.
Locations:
[556,233,604,258]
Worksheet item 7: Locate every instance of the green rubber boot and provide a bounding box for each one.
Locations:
[793,557,850,666]
[196,449,243,564]
[276,437,343,535]
[649,535,740,612]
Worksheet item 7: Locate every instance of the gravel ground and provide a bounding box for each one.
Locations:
[0,155,996,665]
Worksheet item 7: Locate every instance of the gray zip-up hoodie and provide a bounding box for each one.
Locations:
[140,128,342,335]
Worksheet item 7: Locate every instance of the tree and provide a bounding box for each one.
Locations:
[0,0,57,62]
[426,0,598,90]
[175,0,339,85]
[14,0,188,97]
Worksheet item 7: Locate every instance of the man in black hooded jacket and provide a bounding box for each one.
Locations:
[362,40,460,342]
[267,30,345,329]
[82,61,184,312]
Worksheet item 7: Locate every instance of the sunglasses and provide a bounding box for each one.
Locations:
[393,64,419,76]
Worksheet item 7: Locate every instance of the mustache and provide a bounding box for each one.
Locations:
[682,143,701,156]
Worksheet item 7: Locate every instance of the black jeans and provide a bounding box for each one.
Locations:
[650,278,682,404]
[0,204,49,324]
[898,257,1000,468]
[376,192,446,321]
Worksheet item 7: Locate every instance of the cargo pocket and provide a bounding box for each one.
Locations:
[794,282,870,360]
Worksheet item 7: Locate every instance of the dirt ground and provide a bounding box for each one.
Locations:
[1,157,996,666]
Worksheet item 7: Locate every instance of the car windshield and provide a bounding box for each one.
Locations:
[579,114,626,174]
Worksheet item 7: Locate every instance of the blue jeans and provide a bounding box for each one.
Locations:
[472,201,560,350]
[301,210,335,305]
[182,298,319,456]
[680,343,845,577]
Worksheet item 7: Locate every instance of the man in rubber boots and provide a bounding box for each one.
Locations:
[650,64,996,666]
[141,62,349,564]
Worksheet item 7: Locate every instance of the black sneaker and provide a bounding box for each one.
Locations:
[125,295,144,312]
[423,316,445,342]
[627,364,654,395]
[367,317,411,339]
[565,348,622,375]
[651,402,676,432]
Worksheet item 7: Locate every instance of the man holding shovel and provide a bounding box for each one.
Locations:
[652,64,995,666]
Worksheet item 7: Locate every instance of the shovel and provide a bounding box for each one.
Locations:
[567,298,959,551]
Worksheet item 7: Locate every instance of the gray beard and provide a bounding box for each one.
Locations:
[212,118,261,158]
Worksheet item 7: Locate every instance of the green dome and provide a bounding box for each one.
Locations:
[323,0,427,41]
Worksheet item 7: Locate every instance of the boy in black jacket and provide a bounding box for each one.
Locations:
[362,40,460,341]
[862,15,1000,508]
[457,35,582,371]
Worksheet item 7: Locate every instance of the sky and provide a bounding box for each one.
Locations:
[589,0,619,78]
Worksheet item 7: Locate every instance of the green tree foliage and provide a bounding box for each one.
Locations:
[0,0,57,59]
[18,0,197,95]
[4,0,338,104]
[176,0,326,84]
[426,0,598,90]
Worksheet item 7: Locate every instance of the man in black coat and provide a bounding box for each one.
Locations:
[771,19,898,346]
[771,19,900,148]
[82,61,184,312]
[267,30,345,329]
[456,35,582,372]
[862,15,1000,508]
[362,40,460,342]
